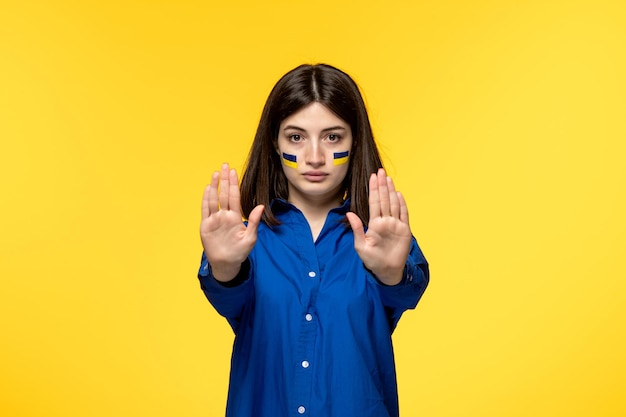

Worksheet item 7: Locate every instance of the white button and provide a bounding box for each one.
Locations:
[301,360,309,368]
[298,406,306,414]
[305,313,313,322]
[308,271,316,278]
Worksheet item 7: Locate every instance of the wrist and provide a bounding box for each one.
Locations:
[210,261,244,282]
[368,266,404,286]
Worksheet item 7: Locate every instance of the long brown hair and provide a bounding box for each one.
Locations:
[240,63,384,226]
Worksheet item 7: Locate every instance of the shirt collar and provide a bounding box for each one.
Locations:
[270,198,351,216]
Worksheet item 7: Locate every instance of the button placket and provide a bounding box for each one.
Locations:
[290,225,319,417]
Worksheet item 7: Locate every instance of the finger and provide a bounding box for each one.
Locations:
[208,171,219,214]
[228,168,242,214]
[245,204,265,239]
[346,212,366,251]
[368,172,380,222]
[397,191,409,224]
[201,184,211,218]
[377,168,390,216]
[219,163,230,210]
[387,176,400,219]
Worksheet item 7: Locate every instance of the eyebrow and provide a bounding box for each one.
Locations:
[282,125,347,133]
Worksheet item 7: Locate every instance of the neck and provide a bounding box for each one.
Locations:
[288,192,344,241]
[289,193,342,218]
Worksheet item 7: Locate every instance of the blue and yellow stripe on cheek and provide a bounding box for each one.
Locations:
[282,152,298,169]
[333,150,350,166]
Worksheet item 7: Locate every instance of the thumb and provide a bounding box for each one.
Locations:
[245,204,265,238]
[346,212,366,251]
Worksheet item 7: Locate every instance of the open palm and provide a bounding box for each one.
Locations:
[346,169,412,286]
[200,164,264,282]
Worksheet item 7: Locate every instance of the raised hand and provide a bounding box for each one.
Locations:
[346,169,412,285]
[200,163,264,282]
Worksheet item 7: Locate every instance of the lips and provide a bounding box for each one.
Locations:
[303,171,328,182]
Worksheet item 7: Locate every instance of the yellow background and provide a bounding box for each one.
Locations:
[1,0,625,415]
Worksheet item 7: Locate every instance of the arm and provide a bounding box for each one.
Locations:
[198,163,264,329]
[373,237,429,330]
[198,252,254,331]
[347,169,429,328]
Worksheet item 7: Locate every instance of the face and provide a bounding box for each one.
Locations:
[276,102,353,207]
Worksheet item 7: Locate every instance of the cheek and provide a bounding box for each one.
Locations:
[277,141,300,170]
[332,150,350,166]
[334,161,350,182]
[281,151,298,170]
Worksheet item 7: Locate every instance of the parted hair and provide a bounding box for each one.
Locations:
[240,63,384,226]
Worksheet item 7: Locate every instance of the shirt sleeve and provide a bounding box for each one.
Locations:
[371,237,429,331]
[197,252,254,333]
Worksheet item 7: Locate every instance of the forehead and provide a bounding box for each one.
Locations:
[280,102,349,130]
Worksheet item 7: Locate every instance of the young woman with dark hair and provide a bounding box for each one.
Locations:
[198,64,429,417]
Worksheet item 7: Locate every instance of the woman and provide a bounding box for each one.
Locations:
[198,64,429,417]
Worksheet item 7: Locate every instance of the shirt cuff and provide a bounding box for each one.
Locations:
[198,256,251,288]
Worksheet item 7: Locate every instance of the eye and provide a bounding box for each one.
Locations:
[289,134,302,143]
[326,133,341,143]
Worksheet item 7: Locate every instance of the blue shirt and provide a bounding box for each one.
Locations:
[198,199,429,417]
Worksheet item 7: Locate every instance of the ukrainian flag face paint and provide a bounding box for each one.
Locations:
[333,151,350,166]
[282,152,298,169]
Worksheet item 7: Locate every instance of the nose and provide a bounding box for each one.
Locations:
[305,141,325,167]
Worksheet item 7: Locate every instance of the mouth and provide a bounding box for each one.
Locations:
[302,171,328,182]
